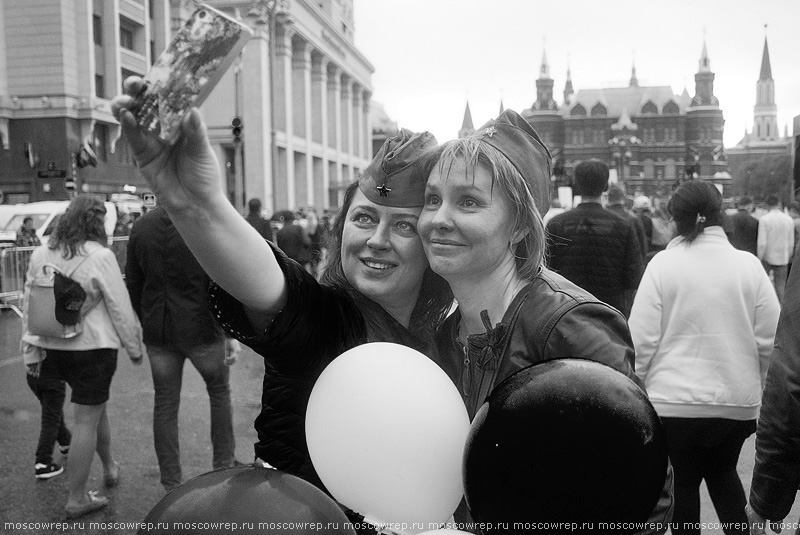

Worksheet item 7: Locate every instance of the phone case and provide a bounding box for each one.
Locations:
[130,3,253,144]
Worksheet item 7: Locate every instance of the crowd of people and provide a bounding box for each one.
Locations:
[15,74,800,534]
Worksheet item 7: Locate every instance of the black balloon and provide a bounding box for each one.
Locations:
[463,359,668,532]
[138,465,356,535]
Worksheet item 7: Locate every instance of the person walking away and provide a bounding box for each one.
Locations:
[606,185,647,261]
[546,160,644,317]
[276,211,313,272]
[731,197,759,256]
[757,195,794,303]
[633,195,654,253]
[21,195,146,519]
[629,181,780,535]
[245,198,273,243]
[126,205,238,492]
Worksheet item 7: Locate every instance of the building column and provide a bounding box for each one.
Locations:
[292,38,311,207]
[241,22,272,212]
[353,85,363,168]
[341,75,353,184]
[362,89,372,161]
[275,24,294,210]
[327,65,342,207]
[312,54,329,209]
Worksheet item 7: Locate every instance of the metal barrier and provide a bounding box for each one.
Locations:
[0,237,130,317]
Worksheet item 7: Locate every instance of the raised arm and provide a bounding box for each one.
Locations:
[111,78,284,328]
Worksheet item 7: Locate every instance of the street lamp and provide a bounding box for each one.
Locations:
[608,135,641,188]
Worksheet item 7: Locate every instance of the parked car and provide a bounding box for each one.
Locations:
[0,201,117,246]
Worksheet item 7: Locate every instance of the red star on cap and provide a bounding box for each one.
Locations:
[376,184,392,197]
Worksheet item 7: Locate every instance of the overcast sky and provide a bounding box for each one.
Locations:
[353,0,800,149]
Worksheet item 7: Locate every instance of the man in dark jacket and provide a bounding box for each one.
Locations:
[606,185,647,261]
[245,198,273,243]
[731,196,759,256]
[747,246,800,533]
[276,211,312,272]
[126,206,237,491]
[546,160,644,317]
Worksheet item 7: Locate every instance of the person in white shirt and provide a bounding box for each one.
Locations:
[629,180,780,535]
[757,195,795,303]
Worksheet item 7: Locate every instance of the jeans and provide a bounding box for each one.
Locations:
[764,263,789,303]
[147,341,235,490]
[27,357,71,465]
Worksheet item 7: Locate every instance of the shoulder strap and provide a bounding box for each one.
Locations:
[65,246,103,278]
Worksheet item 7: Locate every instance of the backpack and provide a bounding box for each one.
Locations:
[27,249,100,339]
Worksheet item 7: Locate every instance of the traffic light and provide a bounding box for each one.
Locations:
[231,116,242,143]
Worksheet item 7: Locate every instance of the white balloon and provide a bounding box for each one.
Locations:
[306,342,470,532]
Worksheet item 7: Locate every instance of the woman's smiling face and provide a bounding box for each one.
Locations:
[419,157,518,282]
[341,188,428,310]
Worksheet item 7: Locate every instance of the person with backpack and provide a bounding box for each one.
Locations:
[21,195,146,519]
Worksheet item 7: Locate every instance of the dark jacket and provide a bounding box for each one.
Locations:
[125,207,224,346]
[750,247,800,520]
[731,209,759,256]
[546,202,644,316]
[607,203,648,259]
[276,223,312,264]
[435,268,673,533]
[209,243,438,492]
[246,212,274,243]
[436,268,640,419]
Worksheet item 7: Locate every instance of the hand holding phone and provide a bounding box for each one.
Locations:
[130,4,253,144]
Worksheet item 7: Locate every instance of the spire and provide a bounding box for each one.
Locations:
[459,101,475,139]
[699,40,711,73]
[499,100,505,115]
[539,49,550,79]
[759,36,772,80]
[563,63,574,103]
[630,62,639,87]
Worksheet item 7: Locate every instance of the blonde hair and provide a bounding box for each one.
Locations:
[422,137,546,280]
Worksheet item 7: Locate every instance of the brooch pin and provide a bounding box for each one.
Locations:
[485,126,497,138]
[376,184,392,197]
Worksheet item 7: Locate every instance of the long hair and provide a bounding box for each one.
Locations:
[48,195,108,259]
[668,180,723,244]
[321,182,453,330]
[417,137,547,281]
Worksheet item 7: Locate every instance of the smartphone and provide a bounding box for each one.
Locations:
[130,3,253,144]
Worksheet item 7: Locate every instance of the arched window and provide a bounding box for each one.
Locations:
[641,101,658,115]
[591,103,607,116]
[663,101,679,114]
[571,104,586,116]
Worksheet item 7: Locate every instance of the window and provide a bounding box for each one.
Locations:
[120,26,134,50]
[571,104,586,116]
[663,101,679,114]
[641,101,658,115]
[591,103,607,117]
[150,40,156,65]
[95,75,105,98]
[93,15,103,45]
